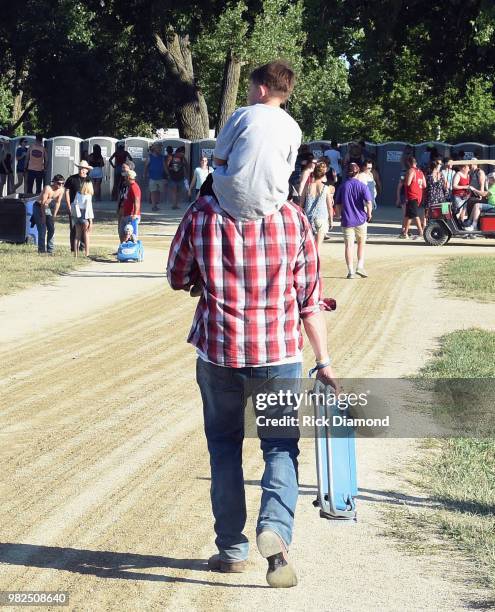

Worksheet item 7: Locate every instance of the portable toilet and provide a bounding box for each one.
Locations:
[191,139,216,172]
[451,142,491,172]
[10,135,36,194]
[82,136,117,201]
[490,145,495,172]
[339,141,349,163]
[0,137,11,196]
[361,141,377,162]
[375,142,413,207]
[415,141,452,168]
[308,140,331,160]
[340,141,377,164]
[45,136,82,184]
[116,137,153,197]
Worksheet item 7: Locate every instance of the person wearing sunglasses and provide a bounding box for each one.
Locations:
[31,174,65,254]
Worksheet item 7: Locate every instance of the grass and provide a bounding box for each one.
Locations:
[0,242,112,296]
[440,255,495,302]
[390,429,495,595]
[386,260,495,598]
[393,333,495,594]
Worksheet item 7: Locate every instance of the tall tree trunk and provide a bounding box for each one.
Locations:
[216,50,243,135]
[6,92,34,136]
[154,28,209,140]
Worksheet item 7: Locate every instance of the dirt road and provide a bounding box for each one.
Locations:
[1,234,494,611]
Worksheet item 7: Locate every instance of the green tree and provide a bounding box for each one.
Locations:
[303,0,495,143]
[195,0,349,139]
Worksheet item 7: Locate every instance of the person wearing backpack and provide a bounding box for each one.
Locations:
[167,147,186,210]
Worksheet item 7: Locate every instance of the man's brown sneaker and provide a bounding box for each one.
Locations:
[207,554,246,573]
[256,530,297,588]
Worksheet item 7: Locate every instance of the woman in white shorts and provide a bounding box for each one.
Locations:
[301,160,334,252]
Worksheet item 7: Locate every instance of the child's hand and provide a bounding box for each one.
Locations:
[189,282,202,297]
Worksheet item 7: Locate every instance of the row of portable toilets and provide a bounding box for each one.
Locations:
[1,135,216,201]
[2,136,495,206]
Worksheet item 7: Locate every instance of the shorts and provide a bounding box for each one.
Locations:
[76,215,89,226]
[168,178,184,187]
[119,215,140,237]
[90,167,103,180]
[313,218,329,236]
[452,195,468,214]
[343,223,367,244]
[479,203,495,213]
[405,199,421,218]
[149,179,165,192]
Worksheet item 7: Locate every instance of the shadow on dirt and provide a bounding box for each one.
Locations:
[0,543,268,588]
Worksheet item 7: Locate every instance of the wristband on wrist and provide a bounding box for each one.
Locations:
[308,358,332,377]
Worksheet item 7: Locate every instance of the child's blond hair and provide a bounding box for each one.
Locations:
[80,181,94,196]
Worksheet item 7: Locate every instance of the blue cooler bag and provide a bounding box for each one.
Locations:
[117,240,144,262]
[312,379,358,521]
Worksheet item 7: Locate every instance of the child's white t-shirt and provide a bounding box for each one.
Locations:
[212,104,301,220]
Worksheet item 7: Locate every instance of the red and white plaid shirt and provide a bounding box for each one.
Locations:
[167,196,323,368]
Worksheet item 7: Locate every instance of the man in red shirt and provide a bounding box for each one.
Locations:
[402,156,426,239]
[120,169,141,241]
[167,189,338,587]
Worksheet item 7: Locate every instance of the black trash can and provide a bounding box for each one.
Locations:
[0,197,28,243]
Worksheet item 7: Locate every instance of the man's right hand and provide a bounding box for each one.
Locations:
[316,364,341,393]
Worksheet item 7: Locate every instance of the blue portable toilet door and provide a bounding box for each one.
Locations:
[375,142,412,207]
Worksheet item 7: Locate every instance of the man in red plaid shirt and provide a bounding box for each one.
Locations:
[167,63,337,589]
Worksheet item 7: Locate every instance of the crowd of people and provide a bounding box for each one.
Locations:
[288,140,494,248]
[288,141,376,277]
[141,142,194,211]
[1,135,215,256]
[0,135,48,196]
[4,133,493,257]
[396,149,495,238]
[30,158,142,257]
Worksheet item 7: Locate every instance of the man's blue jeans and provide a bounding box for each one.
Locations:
[196,358,301,562]
[32,203,55,253]
[27,170,44,194]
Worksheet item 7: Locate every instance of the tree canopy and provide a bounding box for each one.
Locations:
[1,0,494,142]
